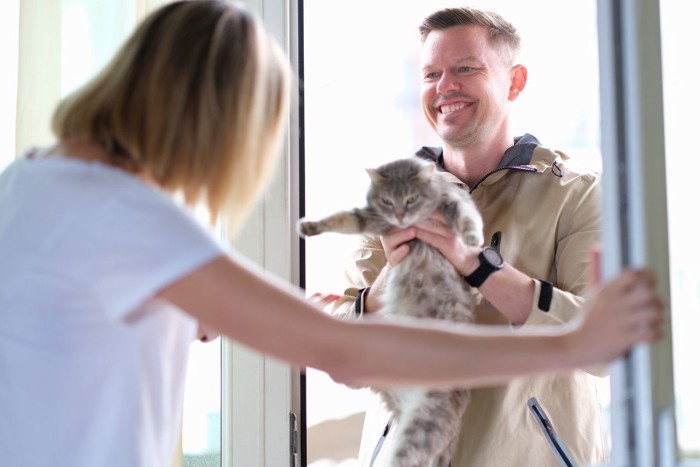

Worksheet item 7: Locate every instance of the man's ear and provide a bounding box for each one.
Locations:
[508,64,527,100]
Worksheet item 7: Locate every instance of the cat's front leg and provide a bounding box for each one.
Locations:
[455,208,484,247]
[296,217,326,237]
[297,208,384,238]
[440,194,484,247]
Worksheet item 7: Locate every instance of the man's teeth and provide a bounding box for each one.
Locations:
[441,103,466,114]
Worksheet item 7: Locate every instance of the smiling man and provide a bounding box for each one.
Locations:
[329,6,607,467]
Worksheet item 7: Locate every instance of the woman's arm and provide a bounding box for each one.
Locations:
[157,250,663,390]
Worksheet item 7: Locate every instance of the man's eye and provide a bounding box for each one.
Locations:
[457,66,474,73]
[424,72,440,80]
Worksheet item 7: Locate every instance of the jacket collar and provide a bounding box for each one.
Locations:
[498,133,540,168]
[415,133,541,169]
[414,134,553,191]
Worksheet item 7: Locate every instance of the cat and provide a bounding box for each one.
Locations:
[297,156,484,467]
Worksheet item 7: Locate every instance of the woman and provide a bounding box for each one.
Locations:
[0,1,663,466]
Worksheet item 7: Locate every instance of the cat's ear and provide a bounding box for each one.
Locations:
[366,167,384,184]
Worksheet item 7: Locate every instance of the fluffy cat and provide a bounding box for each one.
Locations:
[297,156,484,467]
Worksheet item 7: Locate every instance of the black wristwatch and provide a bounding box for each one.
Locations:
[464,246,504,288]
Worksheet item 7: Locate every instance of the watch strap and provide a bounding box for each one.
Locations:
[537,280,553,312]
[465,247,503,288]
[465,262,492,288]
[354,287,370,317]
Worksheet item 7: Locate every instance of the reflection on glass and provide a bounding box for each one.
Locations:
[660,1,700,460]
[302,1,603,465]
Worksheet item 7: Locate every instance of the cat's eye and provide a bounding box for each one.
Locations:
[405,196,418,205]
[381,198,393,206]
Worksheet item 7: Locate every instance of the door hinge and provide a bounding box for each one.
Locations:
[290,412,300,467]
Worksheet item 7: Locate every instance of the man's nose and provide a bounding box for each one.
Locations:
[436,72,459,94]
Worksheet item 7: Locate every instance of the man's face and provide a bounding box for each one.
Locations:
[420,25,518,148]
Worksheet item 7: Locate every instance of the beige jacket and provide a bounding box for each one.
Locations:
[331,139,607,466]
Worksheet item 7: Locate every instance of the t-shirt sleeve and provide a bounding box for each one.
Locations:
[90,188,227,320]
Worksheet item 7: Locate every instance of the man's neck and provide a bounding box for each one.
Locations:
[442,137,513,187]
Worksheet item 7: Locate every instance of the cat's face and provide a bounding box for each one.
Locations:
[366,158,442,228]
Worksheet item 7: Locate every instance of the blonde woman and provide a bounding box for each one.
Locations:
[0,1,663,466]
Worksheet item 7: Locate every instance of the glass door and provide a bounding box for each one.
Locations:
[598,0,700,464]
[301,1,605,465]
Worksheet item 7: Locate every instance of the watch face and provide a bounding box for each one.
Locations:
[483,247,504,267]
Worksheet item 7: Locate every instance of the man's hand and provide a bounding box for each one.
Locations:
[411,211,482,276]
[380,226,418,266]
[365,211,482,315]
[359,226,420,314]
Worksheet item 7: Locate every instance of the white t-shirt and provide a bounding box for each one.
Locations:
[0,154,226,466]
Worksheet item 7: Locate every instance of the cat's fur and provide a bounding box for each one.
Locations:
[298,156,484,467]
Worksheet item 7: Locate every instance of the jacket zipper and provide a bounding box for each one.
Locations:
[469,165,537,194]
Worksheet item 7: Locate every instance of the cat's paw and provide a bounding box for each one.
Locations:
[296,218,321,238]
[463,231,484,247]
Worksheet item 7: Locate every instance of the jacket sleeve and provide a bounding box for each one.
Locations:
[329,234,386,320]
[523,171,600,327]
[520,172,606,376]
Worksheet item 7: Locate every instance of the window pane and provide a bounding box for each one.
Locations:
[181,211,223,466]
[0,0,19,169]
[660,1,700,460]
[182,339,221,466]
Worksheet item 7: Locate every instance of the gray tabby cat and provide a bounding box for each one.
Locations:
[297,156,484,467]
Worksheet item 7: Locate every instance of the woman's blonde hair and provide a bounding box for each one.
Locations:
[52,0,291,231]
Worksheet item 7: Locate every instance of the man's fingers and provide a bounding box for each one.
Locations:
[387,243,411,266]
[381,227,416,249]
[381,227,417,266]
[309,292,341,304]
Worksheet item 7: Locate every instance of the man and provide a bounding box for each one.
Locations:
[330,6,606,467]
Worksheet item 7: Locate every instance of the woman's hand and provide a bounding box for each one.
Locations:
[569,250,665,366]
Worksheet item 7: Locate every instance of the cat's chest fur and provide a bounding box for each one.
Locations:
[381,240,475,323]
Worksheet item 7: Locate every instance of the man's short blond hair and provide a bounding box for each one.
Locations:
[419,6,521,65]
